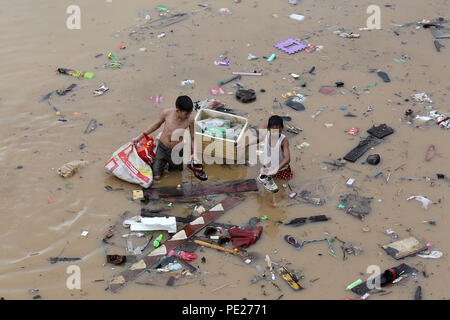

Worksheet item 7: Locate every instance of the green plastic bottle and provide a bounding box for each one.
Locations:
[57,68,94,79]
[205,127,226,136]
[153,234,163,248]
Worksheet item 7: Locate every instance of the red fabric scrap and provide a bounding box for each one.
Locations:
[229,226,263,249]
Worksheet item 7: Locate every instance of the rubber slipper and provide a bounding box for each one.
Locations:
[93,84,109,96]
[188,161,203,172]
[377,71,391,83]
[194,170,208,181]
[187,161,208,181]
[284,235,301,248]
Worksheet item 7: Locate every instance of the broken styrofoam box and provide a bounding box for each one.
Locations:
[128,216,177,233]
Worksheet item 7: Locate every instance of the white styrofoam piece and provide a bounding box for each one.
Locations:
[130,217,177,233]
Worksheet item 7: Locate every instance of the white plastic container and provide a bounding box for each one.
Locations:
[194,109,248,162]
[289,14,305,21]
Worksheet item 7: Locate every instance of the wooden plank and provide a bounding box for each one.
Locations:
[108,194,245,293]
[143,179,258,200]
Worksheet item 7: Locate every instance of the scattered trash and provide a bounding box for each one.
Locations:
[351,263,414,296]
[149,13,189,29]
[367,124,394,139]
[312,108,324,119]
[132,190,144,200]
[57,68,94,79]
[434,40,444,52]
[284,215,330,227]
[338,194,372,219]
[218,75,241,86]
[284,96,305,111]
[236,89,256,103]
[411,93,432,103]
[347,128,359,135]
[105,141,154,188]
[93,84,109,96]
[56,83,77,96]
[232,71,262,76]
[377,71,391,83]
[81,231,89,237]
[400,177,422,181]
[415,286,422,300]
[107,255,126,265]
[366,154,380,165]
[417,250,443,259]
[346,178,355,186]
[218,8,231,14]
[382,236,428,259]
[407,195,432,209]
[425,144,437,161]
[386,229,399,239]
[346,279,363,290]
[214,60,230,66]
[266,54,276,62]
[429,110,450,129]
[336,31,360,38]
[343,136,381,163]
[49,257,81,264]
[278,266,304,291]
[181,80,195,86]
[57,160,88,178]
[194,239,253,264]
[274,39,307,54]
[178,252,198,262]
[153,234,163,248]
[210,88,225,95]
[123,216,177,233]
[430,26,450,39]
[104,61,123,69]
[84,119,98,134]
[289,14,305,22]
[157,263,182,272]
[318,86,336,95]
[229,226,263,249]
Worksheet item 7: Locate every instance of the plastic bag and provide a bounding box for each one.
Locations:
[104,142,153,188]
[135,133,156,166]
[57,160,88,178]
[178,251,198,261]
[407,195,431,209]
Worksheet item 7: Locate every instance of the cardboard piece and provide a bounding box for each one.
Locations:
[382,237,428,259]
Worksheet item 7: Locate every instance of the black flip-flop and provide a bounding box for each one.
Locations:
[284,235,302,249]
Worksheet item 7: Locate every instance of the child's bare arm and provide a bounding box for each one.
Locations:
[266,138,290,175]
[279,138,291,169]
[189,117,197,160]
[132,110,166,143]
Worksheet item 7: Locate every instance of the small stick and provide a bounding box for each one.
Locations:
[232,72,262,76]
[211,282,233,292]
[194,240,240,255]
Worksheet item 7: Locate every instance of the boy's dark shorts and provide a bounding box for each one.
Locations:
[152,142,184,177]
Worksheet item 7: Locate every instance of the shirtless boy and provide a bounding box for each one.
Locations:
[132,95,195,180]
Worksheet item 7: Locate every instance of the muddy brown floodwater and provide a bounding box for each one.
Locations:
[1,0,449,300]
